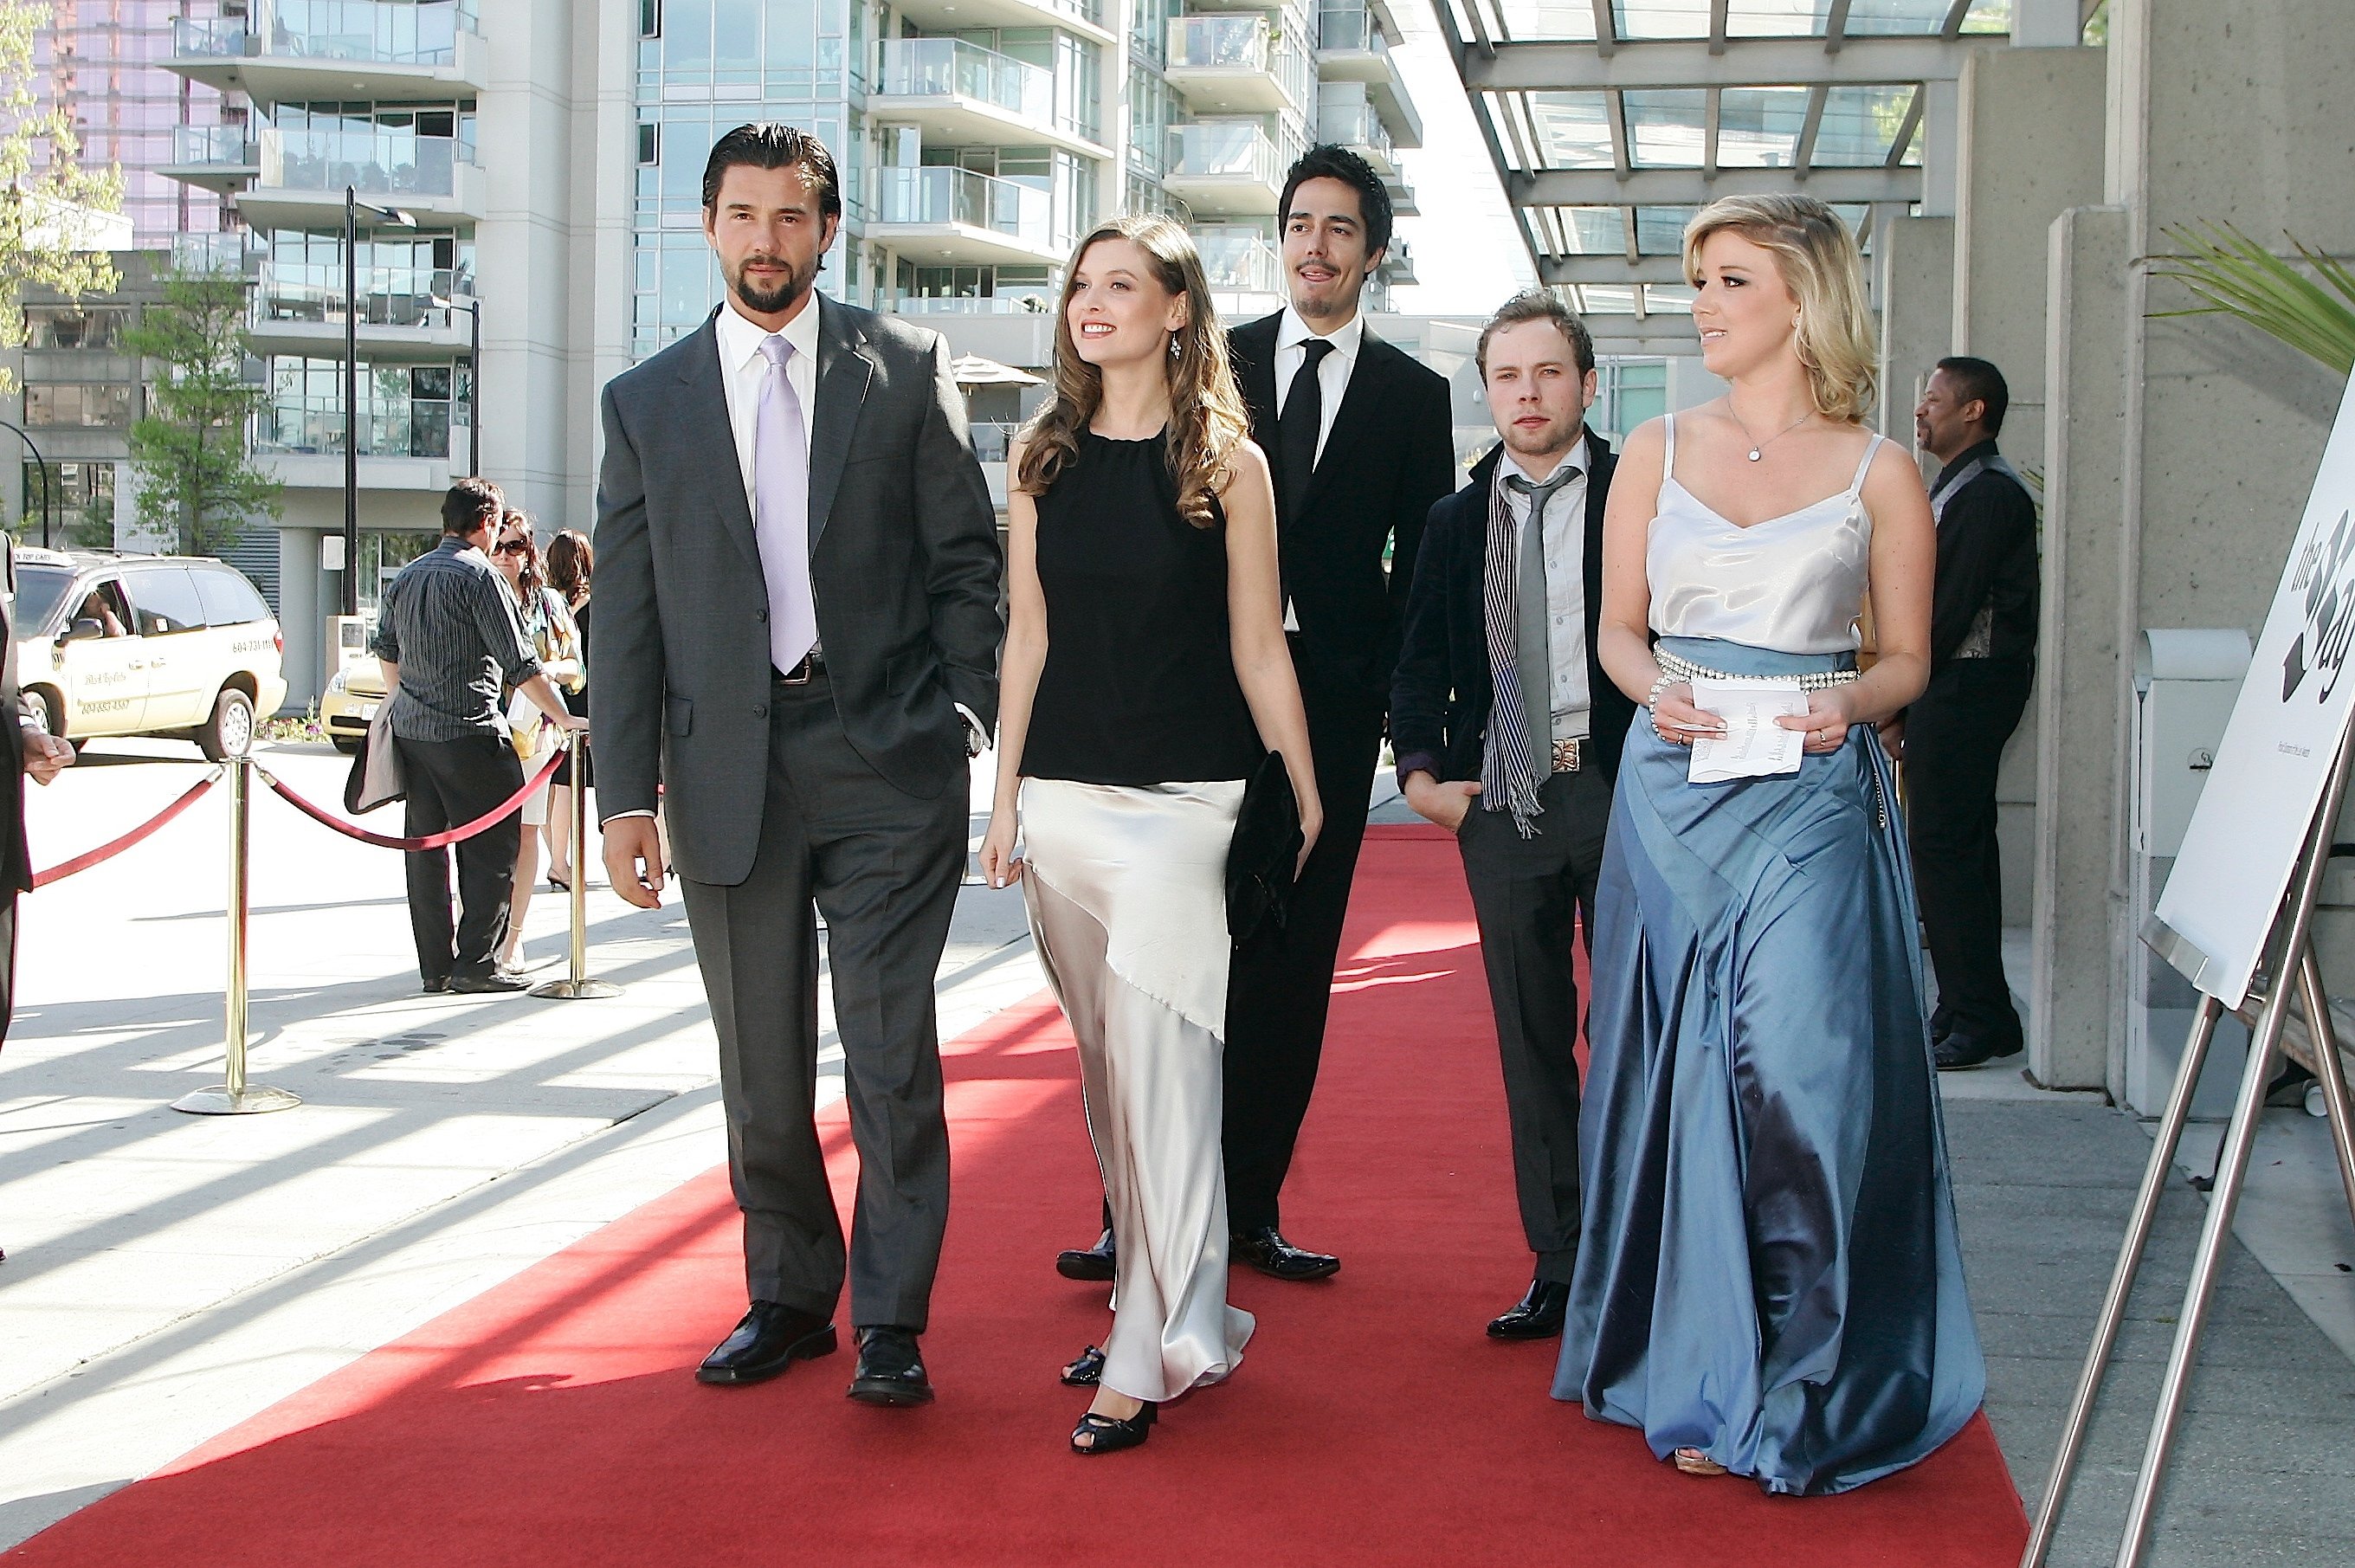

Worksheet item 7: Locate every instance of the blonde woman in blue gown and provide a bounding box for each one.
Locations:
[1557,195,1985,1495]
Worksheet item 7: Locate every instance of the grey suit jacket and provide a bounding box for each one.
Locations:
[592,296,1003,886]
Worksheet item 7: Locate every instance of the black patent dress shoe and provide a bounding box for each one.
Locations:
[1487,1279,1571,1340]
[848,1326,935,1406]
[1056,1228,1117,1282]
[1232,1226,1339,1281]
[1071,1401,1157,1455]
[696,1302,837,1385]
[449,969,531,995]
[1934,1029,2024,1071]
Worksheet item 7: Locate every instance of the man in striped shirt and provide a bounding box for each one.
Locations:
[371,478,584,993]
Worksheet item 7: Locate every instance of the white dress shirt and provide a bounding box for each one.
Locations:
[1500,433,1592,739]
[1271,306,1364,468]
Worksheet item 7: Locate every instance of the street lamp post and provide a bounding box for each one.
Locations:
[342,186,415,616]
[0,419,55,549]
[429,291,481,476]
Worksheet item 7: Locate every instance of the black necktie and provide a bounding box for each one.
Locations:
[1275,339,1334,519]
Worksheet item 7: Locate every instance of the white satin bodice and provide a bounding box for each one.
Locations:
[1647,416,1881,655]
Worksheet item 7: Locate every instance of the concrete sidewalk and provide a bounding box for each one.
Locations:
[4,739,2354,1561]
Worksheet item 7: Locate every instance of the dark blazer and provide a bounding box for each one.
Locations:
[1390,434,1636,789]
[1229,311,1457,703]
[594,296,1004,885]
[1,578,29,897]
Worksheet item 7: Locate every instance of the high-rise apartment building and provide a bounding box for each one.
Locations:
[133,0,1423,703]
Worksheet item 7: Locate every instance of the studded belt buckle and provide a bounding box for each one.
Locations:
[1551,737,1582,773]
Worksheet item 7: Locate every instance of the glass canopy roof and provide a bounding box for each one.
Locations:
[1446,0,2020,317]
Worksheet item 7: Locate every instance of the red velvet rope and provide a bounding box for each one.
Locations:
[259,745,567,852]
[31,769,223,889]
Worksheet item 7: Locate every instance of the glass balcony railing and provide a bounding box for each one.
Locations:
[1167,15,1270,72]
[256,263,474,328]
[969,422,1020,463]
[1167,121,1281,185]
[894,294,1055,317]
[257,399,452,461]
[258,126,467,198]
[1317,6,1384,52]
[178,0,480,67]
[1319,100,1391,163]
[872,166,1064,254]
[880,38,1058,130]
[1195,232,1283,295]
[171,233,266,276]
[171,124,256,168]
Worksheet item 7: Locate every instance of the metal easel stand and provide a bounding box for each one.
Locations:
[532,730,622,1001]
[2023,725,2355,1568]
[173,752,302,1115]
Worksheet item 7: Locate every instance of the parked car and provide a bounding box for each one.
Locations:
[319,659,389,754]
[10,546,288,760]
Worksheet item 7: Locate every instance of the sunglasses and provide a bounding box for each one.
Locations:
[494,539,530,556]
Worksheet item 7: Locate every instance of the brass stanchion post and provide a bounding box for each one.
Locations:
[534,729,620,1000]
[175,751,301,1114]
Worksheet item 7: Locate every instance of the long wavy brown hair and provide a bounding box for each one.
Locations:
[1014,215,1248,529]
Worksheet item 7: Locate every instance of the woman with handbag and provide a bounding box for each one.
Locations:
[487,512,581,974]
[977,214,1319,1456]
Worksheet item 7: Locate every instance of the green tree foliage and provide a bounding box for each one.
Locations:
[0,0,120,393]
[123,268,281,557]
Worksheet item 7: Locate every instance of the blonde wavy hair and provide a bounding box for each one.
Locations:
[1683,195,1878,423]
[1015,215,1248,529]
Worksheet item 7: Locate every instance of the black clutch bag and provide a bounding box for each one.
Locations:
[1226,750,1303,945]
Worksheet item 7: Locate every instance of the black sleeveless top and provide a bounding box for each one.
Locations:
[1021,429,1264,786]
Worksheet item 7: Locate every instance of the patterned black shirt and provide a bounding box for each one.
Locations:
[368,538,542,742]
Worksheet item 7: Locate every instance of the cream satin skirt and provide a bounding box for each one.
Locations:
[1020,776,1255,1403]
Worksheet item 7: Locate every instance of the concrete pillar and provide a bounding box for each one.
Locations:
[1873,214,1952,445]
[2011,0,2083,48]
[276,527,323,711]
[2031,203,2131,1091]
[1917,79,1960,219]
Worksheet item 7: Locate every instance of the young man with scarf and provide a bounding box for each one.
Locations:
[1390,292,1635,1341]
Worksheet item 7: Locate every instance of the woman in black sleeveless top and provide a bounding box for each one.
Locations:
[979,215,1319,1455]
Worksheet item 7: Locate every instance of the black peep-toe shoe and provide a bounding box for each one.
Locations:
[1061,1345,1106,1387]
[1070,1402,1157,1455]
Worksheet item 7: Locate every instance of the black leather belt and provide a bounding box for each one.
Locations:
[771,651,824,686]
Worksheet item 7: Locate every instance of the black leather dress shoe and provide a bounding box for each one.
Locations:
[695,1302,837,1385]
[1934,1029,2024,1071]
[1233,1226,1339,1281]
[1056,1228,1117,1282]
[421,975,449,995]
[1488,1279,1570,1339]
[449,969,531,995]
[848,1326,935,1406]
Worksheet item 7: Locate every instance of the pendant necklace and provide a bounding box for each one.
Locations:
[1731,407,1813,462]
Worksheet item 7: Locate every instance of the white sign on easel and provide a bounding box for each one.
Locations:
[2151,376,2355,1006]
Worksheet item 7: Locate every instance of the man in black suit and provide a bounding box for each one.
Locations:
[597,126,1003,1403]
[2,536,78,1047]
[1391,292,1635,1340]
[1056,145,1455,1285]
[1894,356,2038,1071]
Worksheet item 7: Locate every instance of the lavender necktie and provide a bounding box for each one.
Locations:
[755,335,817,672]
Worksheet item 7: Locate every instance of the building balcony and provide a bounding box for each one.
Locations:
[161,124,259,192]
[869,39,1107,159]
[257,401,458,480]
[1194,229,1283,297]
[171,233,268,279]
[868,166,1073,268]
[1161,121,1283,216]
[1317,93,1395,174]
[168,0,487,106]
[1314,6,1421,149]
[1165,16,1298,115]
[891,0,1113,47]
[239,127,486,230]
[892,294,1055,318]
[1378,233,1415,285]
[248,264,475,361]
[1385,168,1418,218]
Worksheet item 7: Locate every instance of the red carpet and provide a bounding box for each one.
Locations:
[9,825,2027,1566]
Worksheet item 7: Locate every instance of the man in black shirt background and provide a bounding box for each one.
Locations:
[1898,357,2039,1070]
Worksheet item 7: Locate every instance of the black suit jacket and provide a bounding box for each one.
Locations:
[1228,312,1457,704]
[1,581,27,896]
[1390,435,1636,790]
[594,297,1004,885]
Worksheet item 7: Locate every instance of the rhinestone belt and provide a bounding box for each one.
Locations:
[1655,648,1859,693]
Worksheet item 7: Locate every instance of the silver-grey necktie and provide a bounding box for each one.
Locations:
[1505,466,1581,750]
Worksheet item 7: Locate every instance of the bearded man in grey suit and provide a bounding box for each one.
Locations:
[596,125,1003,1405]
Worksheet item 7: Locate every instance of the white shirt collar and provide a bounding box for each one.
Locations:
[1505,429,1589,487]
[1276,305,1365,361]
[715,293,822,372]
